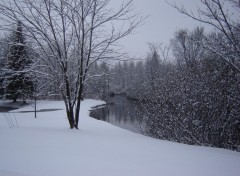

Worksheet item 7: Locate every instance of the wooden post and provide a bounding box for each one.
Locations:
[34,96,37,118]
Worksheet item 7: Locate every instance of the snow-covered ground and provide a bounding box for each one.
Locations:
[0,99,240,176]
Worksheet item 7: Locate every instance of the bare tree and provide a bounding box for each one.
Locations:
[171,27,206,74]
[169,0,240,73]
[0,0,142,129]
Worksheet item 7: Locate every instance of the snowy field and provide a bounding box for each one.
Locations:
[0,99,240,176]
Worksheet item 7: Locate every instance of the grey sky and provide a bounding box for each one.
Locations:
[117,0,209,58]
[1,0,234,59]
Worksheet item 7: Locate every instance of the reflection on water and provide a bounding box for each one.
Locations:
[90,96,143,133]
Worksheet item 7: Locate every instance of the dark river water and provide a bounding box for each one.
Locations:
[90,96,143,133]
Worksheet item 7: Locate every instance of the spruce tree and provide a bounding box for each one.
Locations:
[3,21,33,102]
[0,36,7,98]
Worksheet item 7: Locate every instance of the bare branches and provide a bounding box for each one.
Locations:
[0,0,142,129]
[168,0,240,73]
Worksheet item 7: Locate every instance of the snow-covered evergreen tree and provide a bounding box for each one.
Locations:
[0,36,8,97]
[3,21,33,102]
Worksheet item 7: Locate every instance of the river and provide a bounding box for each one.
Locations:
[89,95,144,133]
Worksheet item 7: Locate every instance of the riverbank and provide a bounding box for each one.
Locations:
[0,99,240,176]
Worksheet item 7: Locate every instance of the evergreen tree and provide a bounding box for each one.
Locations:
[3,21,33,102]
[0,36,7,98]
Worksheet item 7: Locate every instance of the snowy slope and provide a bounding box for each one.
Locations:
[0,99,240,176]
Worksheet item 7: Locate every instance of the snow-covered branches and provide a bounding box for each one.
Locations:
[0,0,142,129]
[169,0,240,73]
[1,21,34,102]
[95,34,240,151]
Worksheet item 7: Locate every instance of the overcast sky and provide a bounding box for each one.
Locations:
[1,0,233,60]
[117,0,209,58]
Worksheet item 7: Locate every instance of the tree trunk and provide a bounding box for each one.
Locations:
[13,97,17,102]
[64,100,75,129]
[74,82,84,129]
[67,107,75,129]
[74,99,81,129]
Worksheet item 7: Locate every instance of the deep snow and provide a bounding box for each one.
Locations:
[0,99,240,176]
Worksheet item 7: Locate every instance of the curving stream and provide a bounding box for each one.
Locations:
[90,95,144,133]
